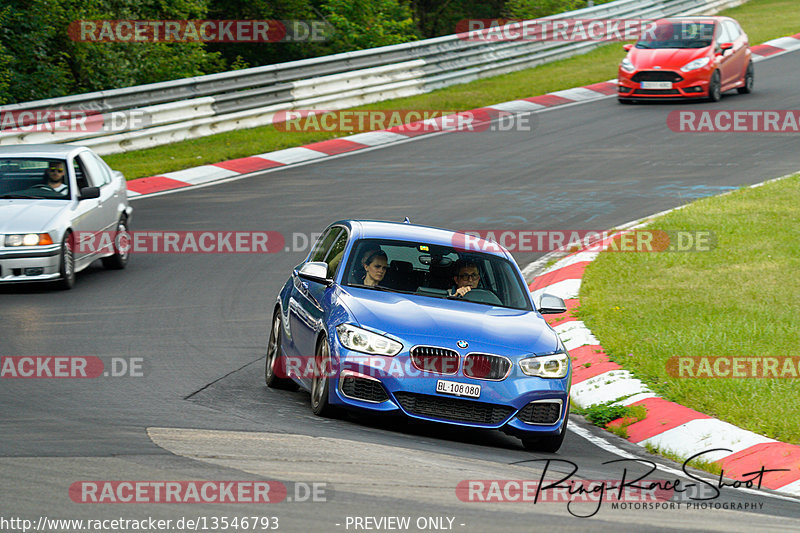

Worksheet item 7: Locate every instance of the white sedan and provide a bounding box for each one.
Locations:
[0,144,132,289]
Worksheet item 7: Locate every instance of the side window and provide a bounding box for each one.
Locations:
[323,230,349,278]
[89,153,113,185]
[716,22,731,45]
[72,158,90,189]
[77,152,107,187]
[724,21,740,41]
[309,227,342,263]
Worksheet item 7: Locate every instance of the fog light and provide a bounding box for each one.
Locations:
[24,267,44,276]
[685,86,704,93]
[618,86,632,93]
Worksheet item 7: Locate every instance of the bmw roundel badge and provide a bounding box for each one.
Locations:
[457,340,469,349]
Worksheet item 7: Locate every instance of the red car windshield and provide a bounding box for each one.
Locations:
[636,22,715,50]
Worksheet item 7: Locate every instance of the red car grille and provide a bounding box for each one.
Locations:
[410,346,460,374]
[633,89,681,95]
[632,71,683,83]
[463,354,511,380]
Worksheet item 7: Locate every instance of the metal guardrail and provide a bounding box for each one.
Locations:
[0,0,748,154]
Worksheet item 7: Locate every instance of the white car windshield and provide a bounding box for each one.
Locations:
[0,158,71,199]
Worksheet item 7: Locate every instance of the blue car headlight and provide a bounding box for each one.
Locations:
[336,324,402,356]
[519,352,569,379]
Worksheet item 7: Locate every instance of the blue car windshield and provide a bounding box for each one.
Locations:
[0,158,71,199]
[344,238,533,311]
[636,22,715,49]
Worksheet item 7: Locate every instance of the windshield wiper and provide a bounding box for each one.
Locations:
[635,44,650,49]
[0,194,47,199]
[349,284,410,294]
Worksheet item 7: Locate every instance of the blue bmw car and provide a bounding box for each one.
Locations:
[266,220,571,452]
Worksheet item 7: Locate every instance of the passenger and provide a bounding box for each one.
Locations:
[449,259,480,298]
[362,250,389,287]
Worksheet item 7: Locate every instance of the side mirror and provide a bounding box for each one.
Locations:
[79,186,100,200]
[623,43,633,52]
[298,261,333,286]
[719,42,733,50]
[538,293,567,315]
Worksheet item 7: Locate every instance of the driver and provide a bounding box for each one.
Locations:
[42,163,68,195]
[449,259,480,298]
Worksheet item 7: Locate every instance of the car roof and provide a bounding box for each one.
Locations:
[338,220,514,260]
[0,144,88,159]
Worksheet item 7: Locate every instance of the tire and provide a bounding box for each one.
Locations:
[737,62,754,94]
[310,336,336,417]
[521,408,569,453]
[101,216,130,270]
[265,312,298,390]
[56,233,75,290]
[708,70,722,102]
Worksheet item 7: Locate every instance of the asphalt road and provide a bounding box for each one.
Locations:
[2,49,800,531]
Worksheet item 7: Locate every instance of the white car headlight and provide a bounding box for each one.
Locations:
[681,57,710,72]
[336,324,402,356]
[621,58,635,73]
[4,233,53,246]
[520,352,569,379]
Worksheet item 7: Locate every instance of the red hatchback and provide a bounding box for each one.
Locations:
[618,16,753,103]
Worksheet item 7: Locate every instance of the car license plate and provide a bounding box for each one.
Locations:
[641,81,672,89]
[436,380,480,398]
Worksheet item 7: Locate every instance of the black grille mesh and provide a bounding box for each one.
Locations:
[341,376,389,402]
[394,392,514,425]
[632,71,683,82]
[410,346,460,374]
[463,354,511,380]
[516,401,561,425]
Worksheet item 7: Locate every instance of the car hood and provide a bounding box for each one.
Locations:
[0,200,69,234]
[629,47,708,69]
[338,287,560,354]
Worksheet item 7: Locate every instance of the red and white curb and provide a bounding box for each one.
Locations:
[528,234,800,497]
[125,32,800,199]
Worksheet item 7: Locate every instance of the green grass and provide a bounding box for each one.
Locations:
[578,175,800,444]
[575,400,647,439]
[104,0,800,180]
[643,443,723,476]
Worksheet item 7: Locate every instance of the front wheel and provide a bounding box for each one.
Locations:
[708,70,722,102]
[265,312,298,390]
[521,411,569,453]
[56,233,75,290]
[310,337,336,417]
[737,62,754,94]
[101,216,129,269]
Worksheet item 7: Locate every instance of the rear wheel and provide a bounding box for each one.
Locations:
[56,233,75,290]
[265,312,298,390]
[737,62,754,94]
[101,216,129,269]
[310,337,336,417]
[708,70,722,102]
